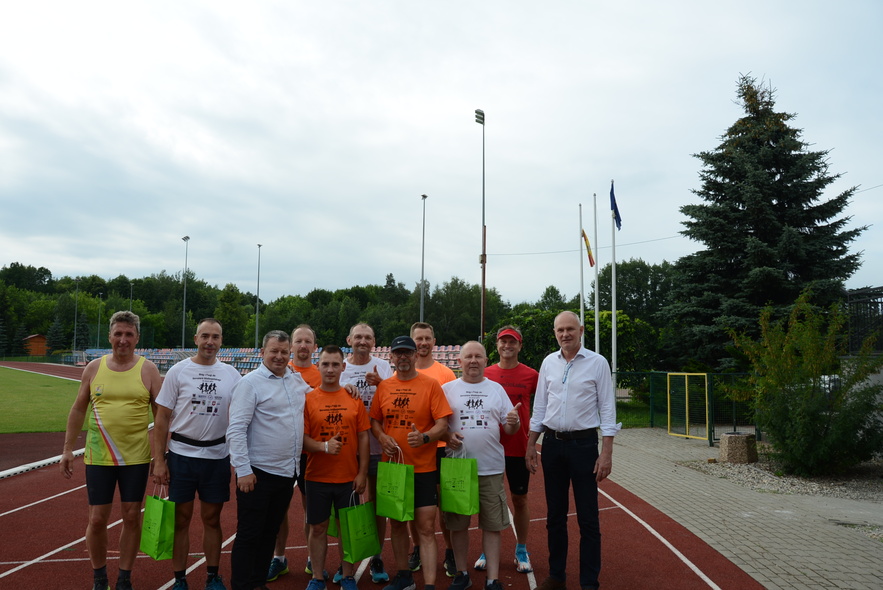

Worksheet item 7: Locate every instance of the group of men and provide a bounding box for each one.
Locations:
[61,310,618,590]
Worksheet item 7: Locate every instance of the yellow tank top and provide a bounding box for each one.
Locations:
[85,355,151,466]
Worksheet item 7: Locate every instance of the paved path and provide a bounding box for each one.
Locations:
[609,429,883,589]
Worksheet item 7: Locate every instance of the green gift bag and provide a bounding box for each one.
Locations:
[376,454,415,521]
[327,505,338,538]
[140,491,175,560]
[339,500,381,564]
[440,457,479,516]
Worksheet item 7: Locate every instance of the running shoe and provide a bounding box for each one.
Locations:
[115,579,133,590]
[171,579,188,590]
[514,546,533,573]
[268,557,290,582]
[473,554,486,572]
[205,574,227,590]
[407,547,421,572]
[448,572,472,590]
[383,572,416,590]
[340,576,358,590]
[333,567,344,584]
[92,579,110,590]
[485,580,503,590]
[443,549,457,578]
[307,579,328,590]
[370,557,389,583]
[305,558,330,580]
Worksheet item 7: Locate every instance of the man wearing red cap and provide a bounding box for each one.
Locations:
[472,325,538,575]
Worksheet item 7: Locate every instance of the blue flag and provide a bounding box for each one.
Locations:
[610,181,622,230]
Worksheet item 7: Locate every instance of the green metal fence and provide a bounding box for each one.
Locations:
[614,372,755,446]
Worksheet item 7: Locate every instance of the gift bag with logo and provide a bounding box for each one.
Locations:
[140,487,175,560]
[376,449,414,521]
[339,498,381,563]
[327,505,338,538]
[440,457,479,516]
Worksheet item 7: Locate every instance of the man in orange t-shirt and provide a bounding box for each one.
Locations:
[410,321,456,577]
[302,345,370,590]
[370,335,452,590]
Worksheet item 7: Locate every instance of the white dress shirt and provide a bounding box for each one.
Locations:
[227,363,309,478]
[529,346,621,438]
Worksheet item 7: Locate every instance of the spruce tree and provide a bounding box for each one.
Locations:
[666,75,864,370]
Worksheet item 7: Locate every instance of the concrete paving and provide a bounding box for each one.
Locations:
[608,429,883,589]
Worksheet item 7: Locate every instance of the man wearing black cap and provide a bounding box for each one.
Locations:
[473,325,538,575]
[369,336,452,590]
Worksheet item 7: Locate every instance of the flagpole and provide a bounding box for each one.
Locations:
[593,193,600,353]
[579,203,585,348]
[610,179,617,377]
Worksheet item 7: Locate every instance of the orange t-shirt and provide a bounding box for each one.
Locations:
[290,363,321,388]
[369,373,452,473]
[304,387,371,484]
[417,361,456,385]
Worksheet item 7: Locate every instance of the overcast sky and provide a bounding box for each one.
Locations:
[2,1,881,307]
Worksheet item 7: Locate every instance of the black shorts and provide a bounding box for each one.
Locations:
[167,451,231,504]
[414,470,439,509]
[296,453,308,495]
[85,463,150,505]
[505,455,531,496]
[368,454,381,478]
[304,480,359,525]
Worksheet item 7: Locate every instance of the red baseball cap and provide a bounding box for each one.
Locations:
[497,328,522,342]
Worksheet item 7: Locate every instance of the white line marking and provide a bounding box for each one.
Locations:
[0,484,87,517]
[599,488,723,590]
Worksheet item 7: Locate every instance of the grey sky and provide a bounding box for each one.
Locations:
[2,1,880,306]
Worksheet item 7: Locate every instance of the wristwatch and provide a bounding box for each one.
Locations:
[422,433,430,445]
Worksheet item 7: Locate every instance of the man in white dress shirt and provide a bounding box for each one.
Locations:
[526,311,619,590]
[227,330,311,590]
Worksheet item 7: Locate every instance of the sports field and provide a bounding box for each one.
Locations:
[0,366,79,432]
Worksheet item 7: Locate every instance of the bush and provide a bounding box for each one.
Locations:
[731,291,883,476]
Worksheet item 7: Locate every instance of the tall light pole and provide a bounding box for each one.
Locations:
[129,280,133,311]
[255,243,262,349]
[73,277,80,352]
[420,194,428,322]
[475,108,486,339]
[182,236,190,349]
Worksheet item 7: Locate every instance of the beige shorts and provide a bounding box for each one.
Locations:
[444,472,510,532]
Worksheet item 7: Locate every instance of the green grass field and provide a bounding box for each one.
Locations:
[0,367,80,433]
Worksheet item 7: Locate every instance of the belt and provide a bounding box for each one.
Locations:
[171,432,226,447]
[545,428,595,440]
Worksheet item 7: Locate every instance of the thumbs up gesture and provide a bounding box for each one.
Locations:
[407,423,425,448]
[326,432,343,455]
[366,366,382,386]
[506,402,522,427]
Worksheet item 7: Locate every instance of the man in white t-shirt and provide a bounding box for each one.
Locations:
[441,341,520,590]
[340,322,394,583]
[152,318,242,590]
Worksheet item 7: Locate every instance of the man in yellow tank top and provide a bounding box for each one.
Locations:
[61,311,162,590]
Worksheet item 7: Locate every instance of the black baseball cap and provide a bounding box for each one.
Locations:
[390,335,417,351]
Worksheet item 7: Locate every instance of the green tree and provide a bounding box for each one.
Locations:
[731,291,883,476]
[214,283,249,347]
[536,286,568,312]
[0,262,54,293]
[46,316,66,354]
[11,325,27,355]
[592,259,675,330]
[665,75,864,370]
[0,316,7,356]
[74,311,91,350]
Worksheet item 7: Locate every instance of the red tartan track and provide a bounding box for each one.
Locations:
[0,362,763,590]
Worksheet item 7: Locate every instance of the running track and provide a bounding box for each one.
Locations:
[0,362,763,590]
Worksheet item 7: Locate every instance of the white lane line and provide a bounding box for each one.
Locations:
[0,514,126,579]
[599,488,723,590]
[0,484,87,517]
